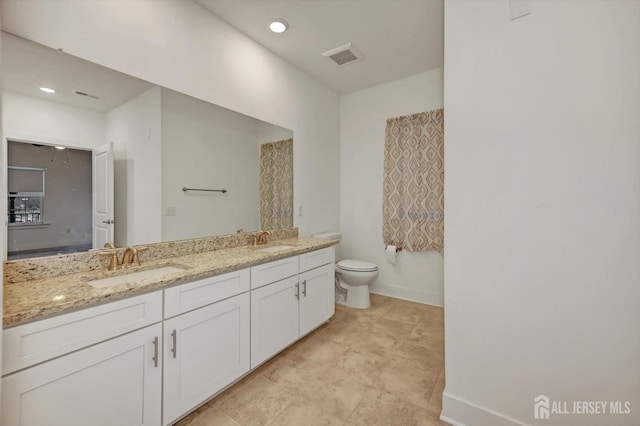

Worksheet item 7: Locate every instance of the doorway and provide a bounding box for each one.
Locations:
[7,140,92,259]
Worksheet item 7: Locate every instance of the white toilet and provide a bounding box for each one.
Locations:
[312,232,378,309]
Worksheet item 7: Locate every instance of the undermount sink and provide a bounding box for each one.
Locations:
[87,265,187,289]
[256,245,295,253]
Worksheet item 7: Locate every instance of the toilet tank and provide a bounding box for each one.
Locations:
[312,232,341,261]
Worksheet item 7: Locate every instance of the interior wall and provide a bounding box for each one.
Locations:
[0,7,4,403]
[161,88,261,240]
[0,0,341,237]
[7,142,92,252]
[258,121,293,145]
[443,1,640,425]
[105,86,162,247]
[339,69,444,306]
[2,91,105,148]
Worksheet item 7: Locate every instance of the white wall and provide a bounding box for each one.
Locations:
[161,88,261,240]
[443,1,640,425]
[2,91,105,148]
[339,69,444,306]
[106,86,162,246]
[258,121,293,145]
[1,0,341,237]
[7,142,92,252]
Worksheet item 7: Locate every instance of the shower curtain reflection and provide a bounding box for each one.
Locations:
[260,139,293,230]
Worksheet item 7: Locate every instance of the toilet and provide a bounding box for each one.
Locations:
[312,232,378,309]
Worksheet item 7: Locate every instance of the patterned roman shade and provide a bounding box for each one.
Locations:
[260,138,293,230]
[383,109,444,252]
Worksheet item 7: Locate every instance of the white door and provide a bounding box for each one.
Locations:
[163,293,250,426]
[92,142,114,249]
[0,323,162,426]
[250,275,300,368]
[299,264,335,336]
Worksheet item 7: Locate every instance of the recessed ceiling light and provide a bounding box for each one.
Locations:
[55,146,66,150]
[40,87,56,93]
[269,19,289,34]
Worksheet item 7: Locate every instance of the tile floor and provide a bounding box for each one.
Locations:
[176,294,446,426]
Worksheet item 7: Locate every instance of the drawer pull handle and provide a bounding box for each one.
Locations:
[171,329,177,358]
[302,280,307,297]
[152,336,159,367]
[295,283,300,300]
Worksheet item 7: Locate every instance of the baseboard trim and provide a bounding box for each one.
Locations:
[441,390,526,426]
[369,284,443,307]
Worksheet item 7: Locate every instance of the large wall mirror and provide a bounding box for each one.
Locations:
[2,31,294,260]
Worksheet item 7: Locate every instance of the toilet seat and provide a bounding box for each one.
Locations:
[336,259,378,272]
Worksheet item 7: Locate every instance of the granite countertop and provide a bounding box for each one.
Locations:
[3,237,336,328]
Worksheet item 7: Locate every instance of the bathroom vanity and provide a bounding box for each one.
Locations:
[1,237,336,426]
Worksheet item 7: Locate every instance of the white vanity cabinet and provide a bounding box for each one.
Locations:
[1,245,335,426]
[250,275,300,367]
[299,263,335,336]
[1,305,163,426]
[162,270,250,426]
[250,247,335,368]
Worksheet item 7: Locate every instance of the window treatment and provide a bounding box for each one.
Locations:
[383,109,444,252]
[260,138,293,230]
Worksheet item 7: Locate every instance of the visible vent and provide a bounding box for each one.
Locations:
[75,91,99,99]
[322,43,363,67]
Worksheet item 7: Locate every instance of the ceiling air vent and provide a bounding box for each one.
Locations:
[322,43,363,67]
[75,91,99,99]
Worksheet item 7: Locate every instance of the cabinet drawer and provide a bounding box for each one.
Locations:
[250,256,299,289]
[2,291,163,375]
[299,247,334,272]
[164,268,250,318]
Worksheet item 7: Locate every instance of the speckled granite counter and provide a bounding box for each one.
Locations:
[3,237,337,327]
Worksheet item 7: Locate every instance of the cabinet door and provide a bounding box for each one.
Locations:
[1,323,162,426]
[299,264,335,336]
[163,293,250,426]
[250,275,300,368]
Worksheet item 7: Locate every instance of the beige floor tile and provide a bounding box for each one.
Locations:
[286,335,346,363]
[292,367,370,421]
[348,388,437,426]
[370,317,415,338]
[176,407,239,426]
[384,302,428,325]
[348,330,401,358]
[375,358,440,410]
[421,306,445,326]
[395,341,444,371]
[268,398,344,426]
[428,368,446,413]
[219,376,295,426]
[260,352,330,393]
[324,348,390,386]
[316,318,371,344]
[178,296,446,426]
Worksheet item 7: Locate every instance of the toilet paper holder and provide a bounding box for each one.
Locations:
[385,244,402,253]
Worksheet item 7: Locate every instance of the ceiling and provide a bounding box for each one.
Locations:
[2,33,153,112]
[194,0,444,94]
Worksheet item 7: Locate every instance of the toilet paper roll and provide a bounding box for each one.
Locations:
[385,245,397,264]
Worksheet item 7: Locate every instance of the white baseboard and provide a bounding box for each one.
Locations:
[441,390,526,426]
[369,283,444,307]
